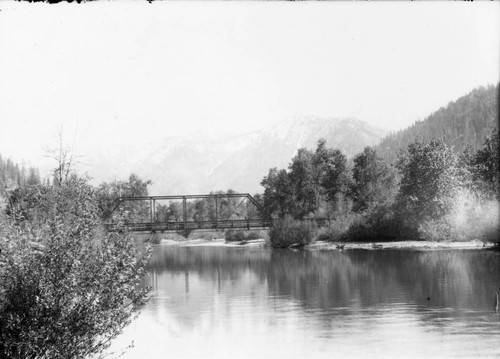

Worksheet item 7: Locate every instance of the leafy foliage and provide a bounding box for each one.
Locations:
[462,128,499,200]
[395,139,460,231]
[0,177,150,358]
[267,217,316,248]
[288,148,317,218]
[315,141,351,210]
[261,139,352,220]
[224,230,267,242]
[351,146,397,213]
[261,168,294,219]
[96,173,152,222]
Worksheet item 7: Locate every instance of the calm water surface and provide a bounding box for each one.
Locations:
[113,244,500,358]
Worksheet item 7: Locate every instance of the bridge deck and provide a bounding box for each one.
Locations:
[105,219,274,233]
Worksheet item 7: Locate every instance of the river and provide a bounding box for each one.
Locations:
[111,243,500,358]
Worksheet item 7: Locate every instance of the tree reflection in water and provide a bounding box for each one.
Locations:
[131,245,500,358]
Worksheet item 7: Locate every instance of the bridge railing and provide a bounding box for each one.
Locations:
[105,219,274,233]
[102,193,273,233]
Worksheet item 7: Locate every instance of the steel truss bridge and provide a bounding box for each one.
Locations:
[103,193,273,233]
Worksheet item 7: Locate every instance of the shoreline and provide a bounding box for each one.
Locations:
[157,238,498,250]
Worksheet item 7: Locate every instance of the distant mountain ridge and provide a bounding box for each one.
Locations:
[86,117,388,195]
[376,84,499,163]
[85,84,499,195]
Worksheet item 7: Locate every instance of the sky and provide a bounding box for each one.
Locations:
[0,1,499,167]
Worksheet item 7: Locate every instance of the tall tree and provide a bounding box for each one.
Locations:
[45,128,81,186]
[395,139,460,230]
[26,167,41,187]
[320,148,350,212]
[351,147,397,213]
[261,168,293,219]
[471,128,499,199]
[288,148,317,218]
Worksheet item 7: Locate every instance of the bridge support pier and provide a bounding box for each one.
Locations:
[215,195,218,231]
[183,196,187,237]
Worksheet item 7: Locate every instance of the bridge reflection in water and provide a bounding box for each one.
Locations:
[103,193,274,233]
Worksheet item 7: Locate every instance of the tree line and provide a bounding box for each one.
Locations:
[261,128,499,243]
[0,154,42,194]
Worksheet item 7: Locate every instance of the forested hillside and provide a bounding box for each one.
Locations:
[377,84,499,163]
[0,154,41,194]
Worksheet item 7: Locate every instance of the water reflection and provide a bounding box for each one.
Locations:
[116,246,500,358]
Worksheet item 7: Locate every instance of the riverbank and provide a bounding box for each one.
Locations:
[158,237,498,250]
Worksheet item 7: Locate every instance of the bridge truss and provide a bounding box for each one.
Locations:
[103,193,273,233]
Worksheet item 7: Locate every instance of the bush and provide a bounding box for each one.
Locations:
[162,232,189,241]
[268,217,315,248]
[418,218,454,241]
[315,214,358,242]
[312,206,412,242]
[225,230,246,242]
[147,233,163,244]
[0,178,150,358]
[188,231,224,241]
[418,197,500,242]
[345,205,411,242]
[225,230,267,242]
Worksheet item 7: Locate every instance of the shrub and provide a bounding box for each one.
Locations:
[313,206,412,242]
[0,178,150,358]
[188,231,224,241]
[345,205,411,242]
[225,230,246,242]
[225,230,267,242]
[315,214,358,242]
[268,217,315,248]
[418,196,500,242]
[418,218,454,241]
[162,232,188,241]
[148,233,163,244]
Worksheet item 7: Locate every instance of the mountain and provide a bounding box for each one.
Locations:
[376,84,499,163]
[85,117,387,195]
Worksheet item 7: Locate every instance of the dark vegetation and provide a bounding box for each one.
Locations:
[262,85,499,247]
[0,144,152,358]
[224,229,267,243]
[267,218,316,248]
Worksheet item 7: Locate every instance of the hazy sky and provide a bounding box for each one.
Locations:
[0,2,499,165]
